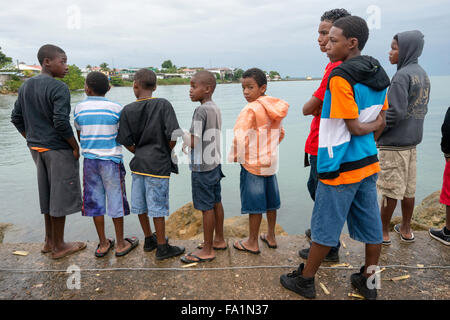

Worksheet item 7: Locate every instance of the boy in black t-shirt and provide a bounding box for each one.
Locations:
[11,44,85,260]
[117,69,185,260]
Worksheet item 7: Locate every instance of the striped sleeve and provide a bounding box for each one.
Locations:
[329,76,359,120]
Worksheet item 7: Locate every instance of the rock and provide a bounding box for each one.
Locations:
[390,217,430,231]
[165,203,203,240]
[0,223,11,244]
[388,191,446,230]
[413,191,446,228]
[166,202,288,240]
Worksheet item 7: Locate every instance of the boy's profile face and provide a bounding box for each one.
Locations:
[43,53,68,78]
[318,20,333,53]
[326,26,357,62]
[241,77,266,103]
[389,38,399,65]
[189,77,210,102]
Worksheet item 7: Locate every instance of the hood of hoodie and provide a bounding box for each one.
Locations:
[254,95,289,121]
[331,55,390,91]
[396,30,424,70]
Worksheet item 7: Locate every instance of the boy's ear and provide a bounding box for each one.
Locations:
[42,57,51,68]
[84,83,91,95]
[107,85,111,93]
[260,84,267,94]
[348,37,359,50]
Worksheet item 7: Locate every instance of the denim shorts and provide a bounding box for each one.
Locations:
[192,165,225,211]
[240,165,280,214]
[311,173,383,247]
[82,158,130,218]
[131,173,169,217]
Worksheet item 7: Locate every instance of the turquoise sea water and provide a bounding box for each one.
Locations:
[0,77,448,242]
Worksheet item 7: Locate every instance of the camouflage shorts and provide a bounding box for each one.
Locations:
[376,148,416,200]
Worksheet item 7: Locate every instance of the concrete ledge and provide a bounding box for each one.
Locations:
[0,232,448,300]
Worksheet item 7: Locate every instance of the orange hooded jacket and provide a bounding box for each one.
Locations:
[228,95,289,176]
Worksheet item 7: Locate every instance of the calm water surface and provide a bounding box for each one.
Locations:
[0,77,448,242]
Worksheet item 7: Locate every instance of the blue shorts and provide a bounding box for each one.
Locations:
[311,173,383,247]
[192,165,225,211]
[240,165,280,214]
[131,173,169,217]
[82,158,130,218]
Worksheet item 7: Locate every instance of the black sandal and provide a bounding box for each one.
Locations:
[180,253,215,263]
[95,239,115,258]
[115,237,139,257]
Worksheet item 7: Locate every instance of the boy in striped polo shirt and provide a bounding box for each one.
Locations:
[74,72,138,258]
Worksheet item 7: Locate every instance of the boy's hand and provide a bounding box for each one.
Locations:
[182,142,190,155]
[73,148,80,160]
[375,113,385,129]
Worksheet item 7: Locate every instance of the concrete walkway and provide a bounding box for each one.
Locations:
[0,232,448,300]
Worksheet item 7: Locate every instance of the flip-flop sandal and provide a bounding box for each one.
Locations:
[180,253,215,263]
[394,224,415,243]
[382,239,392,246]
[233,240,260,255]
[95,239,115,258]
[41,248,52,254]
[260,234,277,249]
[115,237,139,257]
[197,243,228,250]
[400,233,415,243]
[51,242,87,260]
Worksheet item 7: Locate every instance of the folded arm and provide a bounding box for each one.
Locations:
[303,96,322,116]
[345,111,386,136]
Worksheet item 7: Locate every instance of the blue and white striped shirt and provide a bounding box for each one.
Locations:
[74,96,123,163]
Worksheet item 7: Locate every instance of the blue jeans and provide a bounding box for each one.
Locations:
[311,173,383,247]
[82,158,130,218]
[240,165,280,214]
[130,173,169,217]
[192,165,225,211]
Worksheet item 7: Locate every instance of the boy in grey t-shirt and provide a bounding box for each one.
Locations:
[181,71,226,263]
[189,100,222,172]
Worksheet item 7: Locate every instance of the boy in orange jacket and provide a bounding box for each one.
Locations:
[229,68,289,254]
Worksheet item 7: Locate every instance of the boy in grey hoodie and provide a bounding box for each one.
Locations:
[377,30,430,244]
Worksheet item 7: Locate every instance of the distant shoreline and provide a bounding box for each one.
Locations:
[0,78,322,96]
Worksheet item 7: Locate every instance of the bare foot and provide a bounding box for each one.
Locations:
[51,242,87,260]
[260,233,277,248]
[115,239,132,255]
[233,239,260,254]
[182,249,215,262]
[41,243,53,254]
[197,239,227,250]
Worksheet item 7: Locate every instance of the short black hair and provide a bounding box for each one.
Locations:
[86,72,110,96]
[37,44,65,65]
[242,68,267,87]
[321,8,351,22]
[134,68,157,90]
[333,16,369,51]
[393,34,399,42]
[193,70,216,92]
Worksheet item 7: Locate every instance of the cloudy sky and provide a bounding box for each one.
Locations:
[1,0,449,77]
